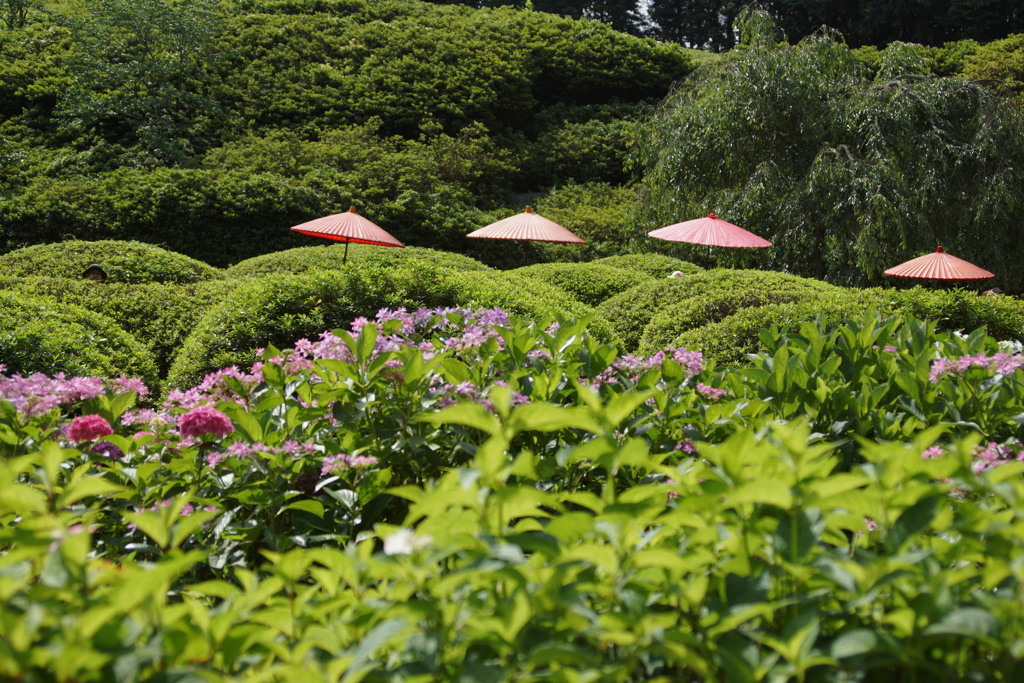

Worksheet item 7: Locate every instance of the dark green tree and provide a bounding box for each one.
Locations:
[55,0,225,167]
[631,9,1024,291]
[648,0,741,51]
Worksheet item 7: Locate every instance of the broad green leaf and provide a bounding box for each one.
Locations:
[415,402,500,436]
[55,477,125,509]
[885,495,939,553]
[282,499,325,518]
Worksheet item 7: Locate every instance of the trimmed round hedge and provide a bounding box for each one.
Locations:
[668,286,1024,365]
[882,287,1024,342]
[166,262,615,390]
[0,277,238,378]
[593,253,704,278]
[0,290,159,385]
[637,289,808,354]
[0,240,222,284]
[671,289,887,365]
[222,245,493,279]
[508,262,654,307]
[597,269,841,351]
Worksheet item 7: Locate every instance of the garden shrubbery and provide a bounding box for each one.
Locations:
[223,244,492,279]
[0,290,158,385]
[5,309,1024,680]
[637,289,808,352]
[593,252,704,277]
[0,277,237,378]
[883,286,1024,342]
[166,263,614,389]
[0,240,222,283]
[597,268,840,350]
[509,261,654,306]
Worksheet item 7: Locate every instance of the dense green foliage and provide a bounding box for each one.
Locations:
[0,290,158,384]
[0,239,222,283]
[509,261,653,306]
[632,11,1024,292]
[0,276,237,377]
[597,268,839,350]
[165,263,614,389]
[0,0,696,265]
[593,252,704,278]
[6,311,1024,679]
[223,243,492,278]
[671,287,1024,366]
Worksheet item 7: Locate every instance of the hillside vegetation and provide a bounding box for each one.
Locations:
[2,2,1024,285]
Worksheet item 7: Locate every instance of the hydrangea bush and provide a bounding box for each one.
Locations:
[2,309,1024,680]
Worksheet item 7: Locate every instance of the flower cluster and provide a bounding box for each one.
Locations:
[589,347,705,389]
[321,452,379,477]
[696,383,727,401]
[178,405,234,440]
[972,441,1024,473]
[65,414,114,443]
[929,351,1024,382]
[383,527,433,555]
[1,372,106,418]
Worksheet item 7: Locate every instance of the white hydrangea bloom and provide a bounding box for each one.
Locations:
[383,528,433,555]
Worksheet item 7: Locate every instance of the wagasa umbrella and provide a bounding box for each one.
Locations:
[884,246,994,281]
[467,206,586,244]
[648,212,772,248]
[290,206,404,263]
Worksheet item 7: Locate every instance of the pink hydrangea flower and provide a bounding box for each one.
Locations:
[178,405,234,439]
[66,414,114,443]
[696,383,727,401]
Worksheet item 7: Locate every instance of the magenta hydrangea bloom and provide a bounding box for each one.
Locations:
[66,414,114,443]
[178,405,234,439]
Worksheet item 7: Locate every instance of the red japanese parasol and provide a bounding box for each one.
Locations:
[884,246,994,281]
[648,212,772,248]
[467,206,586,244]
[290,206,405,263]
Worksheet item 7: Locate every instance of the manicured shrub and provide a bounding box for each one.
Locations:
[223,244,492,279]
[508,262,654,307]
[597,268,840,350]
[0,240,222,283]
[444,269,616,341]
[0,277,237,378]
[882,286,1024,342]
[166,263,615,389]
[0,290,158,385]
[637,289,807,353]
[672,289,891,364]
[592,252,704,278]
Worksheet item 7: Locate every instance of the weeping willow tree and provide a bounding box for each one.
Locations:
[631,8,1024,290]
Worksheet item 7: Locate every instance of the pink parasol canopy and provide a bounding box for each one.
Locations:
[467,206,586,244]
[648,212,772,248]
[884,246,994,281]
[290,206,404,263]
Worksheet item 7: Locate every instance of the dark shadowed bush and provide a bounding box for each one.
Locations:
[597,268,840,350]
[223,244,492,279]
[508,262,654,306]
[0,277,237,378]
[592,253,704,278]
[0,240,222,283]
[0,290,159,385]
[166,263,614,389]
